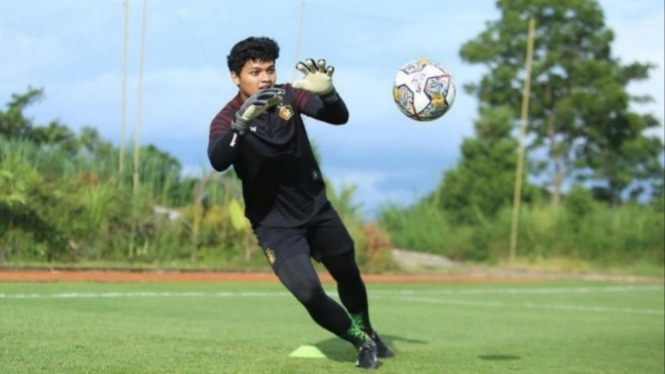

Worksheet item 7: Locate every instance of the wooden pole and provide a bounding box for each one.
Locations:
[292,2,305,82]
[120,0,129,176]
[509,18,536,263]
[133,0,147,195]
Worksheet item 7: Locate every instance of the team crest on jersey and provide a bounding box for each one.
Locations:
[279,105,294,121]
[265,248,276,265]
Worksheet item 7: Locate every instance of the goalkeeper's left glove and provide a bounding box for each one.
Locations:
[292,58,338,104]
[232,88,285,135]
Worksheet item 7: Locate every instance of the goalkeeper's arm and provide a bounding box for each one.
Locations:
[293,87,349,125]
[208,88,285,171]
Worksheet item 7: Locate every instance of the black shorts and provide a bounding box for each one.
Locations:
[252,202,354,271]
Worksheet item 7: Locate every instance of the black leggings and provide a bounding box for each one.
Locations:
[275,251,368,336]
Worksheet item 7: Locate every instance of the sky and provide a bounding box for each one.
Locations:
[1,0,663,219]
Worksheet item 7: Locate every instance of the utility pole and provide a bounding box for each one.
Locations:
[509,18,536,263]
[120,0,129,176]
[133,0,147,195]
[292,2,305,81]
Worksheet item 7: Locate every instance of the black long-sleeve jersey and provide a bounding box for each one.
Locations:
[207,83,349,227]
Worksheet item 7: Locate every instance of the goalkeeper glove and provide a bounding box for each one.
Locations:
[232,87,285,135]
[292,58,339,104]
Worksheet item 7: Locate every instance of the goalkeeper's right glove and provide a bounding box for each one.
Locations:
[232,87,285,135]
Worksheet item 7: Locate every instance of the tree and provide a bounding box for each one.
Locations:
[460,0,663,205]
[28,120,78,155]
[574,64,664,204]
[0,87,43,139]
[436,106,534,224]
[1,88,81,157]
[78,126,114,160]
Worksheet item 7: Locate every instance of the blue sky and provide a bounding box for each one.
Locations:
[1,0,663,218]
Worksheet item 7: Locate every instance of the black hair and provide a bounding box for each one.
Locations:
[227,37,280,75]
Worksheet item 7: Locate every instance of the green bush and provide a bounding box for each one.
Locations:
[381,197,664,266]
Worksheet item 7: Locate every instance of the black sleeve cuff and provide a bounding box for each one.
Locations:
[321,87,338,105]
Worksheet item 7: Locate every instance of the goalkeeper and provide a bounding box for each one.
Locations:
[207,36,393,370]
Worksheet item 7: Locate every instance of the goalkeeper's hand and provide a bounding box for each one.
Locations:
[292,58,339,103]
[232,87,285,135]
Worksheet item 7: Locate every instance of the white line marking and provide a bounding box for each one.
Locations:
[396,297,506,307]
[370,285,663,295]
[0,291,292,299]
[397,296,664,315]
[0,285,661,301]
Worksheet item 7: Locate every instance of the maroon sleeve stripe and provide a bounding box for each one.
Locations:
[209,100,240,140]
[290,84,314,112]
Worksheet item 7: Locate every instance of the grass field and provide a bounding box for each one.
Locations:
[1,280,663,373]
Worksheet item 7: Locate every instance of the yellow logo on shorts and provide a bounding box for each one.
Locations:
[279,105,294,121]
[265,248,276,265]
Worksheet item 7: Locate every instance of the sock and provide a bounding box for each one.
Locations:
[339,321,373,347]
[350,309,374,335]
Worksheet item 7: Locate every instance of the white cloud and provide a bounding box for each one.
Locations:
[325,168,421,217]
[13,65,228,148]
[140,67,229,139]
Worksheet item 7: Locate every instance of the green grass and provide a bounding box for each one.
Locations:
[1,281,663,373]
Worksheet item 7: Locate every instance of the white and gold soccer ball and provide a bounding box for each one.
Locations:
[392,59,456,121]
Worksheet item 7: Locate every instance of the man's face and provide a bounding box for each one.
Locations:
[231,60,276,101]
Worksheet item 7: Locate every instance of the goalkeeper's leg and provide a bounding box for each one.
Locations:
[322,251,395,358]
[275,253,377,369]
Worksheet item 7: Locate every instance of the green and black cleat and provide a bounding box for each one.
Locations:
[355,339,378,370]
[369,331,394,358]
[342,326,378,370]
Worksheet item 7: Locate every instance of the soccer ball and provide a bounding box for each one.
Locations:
[392,59,456,121]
